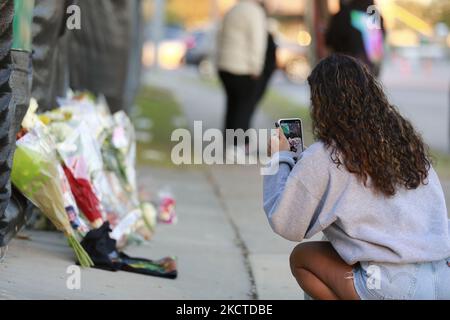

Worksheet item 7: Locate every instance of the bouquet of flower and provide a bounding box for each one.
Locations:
[100,112,138,202]
[11,129,94,267]
[158,189,177,224]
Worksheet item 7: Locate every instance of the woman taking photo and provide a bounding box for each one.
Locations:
[264,54,450,300]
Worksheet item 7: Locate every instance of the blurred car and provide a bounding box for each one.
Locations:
[276,39,311,84]
[143,26,188,70]
[184,28,217,77]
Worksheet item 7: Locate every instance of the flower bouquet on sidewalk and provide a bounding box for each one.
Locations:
[11,91,173,276]
[11,128,94,267]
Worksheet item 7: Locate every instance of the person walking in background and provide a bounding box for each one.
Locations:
[217,0,268,146]
[325,0,386,77]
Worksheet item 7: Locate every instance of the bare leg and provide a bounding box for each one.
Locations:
[290,241,360,300]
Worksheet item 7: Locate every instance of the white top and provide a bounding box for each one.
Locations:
[216,0,267,76]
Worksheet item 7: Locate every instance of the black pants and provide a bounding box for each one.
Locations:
[219,71,259,133]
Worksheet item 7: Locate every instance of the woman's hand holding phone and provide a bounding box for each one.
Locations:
[268,128,290,156]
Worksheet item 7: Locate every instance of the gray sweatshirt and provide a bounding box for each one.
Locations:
[263,142,450,265]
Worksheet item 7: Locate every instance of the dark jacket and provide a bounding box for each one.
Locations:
[0,0,34,247]
[68,0,143,114]
[31,0,72,112]
[325,1,386,75]
[0,0,16,227]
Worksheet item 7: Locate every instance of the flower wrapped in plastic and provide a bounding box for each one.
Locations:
[59,165,90,236]
[62,156,104,228]
[11,128,94,267]
[100,111,138,202]
[56,122,106,228]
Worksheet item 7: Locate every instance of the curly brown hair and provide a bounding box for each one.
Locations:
[307,54,431,196]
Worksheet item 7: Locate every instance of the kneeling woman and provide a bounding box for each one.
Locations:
[264,54,450,300]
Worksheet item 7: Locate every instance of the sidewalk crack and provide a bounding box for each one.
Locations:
[204,168,258,300]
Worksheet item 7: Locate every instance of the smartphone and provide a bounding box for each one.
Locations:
[276,118,304,153]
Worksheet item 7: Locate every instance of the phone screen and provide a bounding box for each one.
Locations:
[278,119,304,153]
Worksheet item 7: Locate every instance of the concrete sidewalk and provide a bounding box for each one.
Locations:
[0,67,305,300]
[0,165,304,300]
[207,165,308,300]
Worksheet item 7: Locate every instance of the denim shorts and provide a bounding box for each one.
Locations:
[353,258,450,300]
